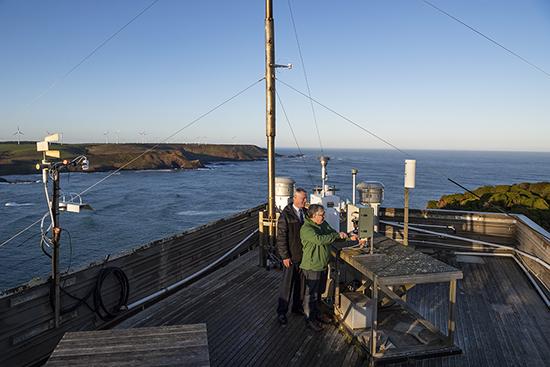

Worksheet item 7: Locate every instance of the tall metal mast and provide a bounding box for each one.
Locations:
[265,0,276,253]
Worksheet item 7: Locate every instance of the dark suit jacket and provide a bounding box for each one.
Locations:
[276,203,304,262]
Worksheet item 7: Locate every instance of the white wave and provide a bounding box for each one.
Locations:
[133,169,175,173]
[176,209,237,216]
[0,180,38,185]
[5,202,35,207]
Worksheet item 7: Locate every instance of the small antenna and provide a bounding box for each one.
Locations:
[274,63,293,69]
[35,132,91,328]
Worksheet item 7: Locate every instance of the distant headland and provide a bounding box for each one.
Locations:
[0,142,269,175]
[428,182,550,232]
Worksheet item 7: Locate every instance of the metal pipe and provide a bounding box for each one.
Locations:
[265,0,276,227]
[404,223,455,231]
[408,237,549,307]
[409,239,499,252]
[512,256,550,309]
[453,251,550,308]
[265,0,276,258]
[448,279,457,343]
[320,156,329,197]
[381,220,550,270]
[351,168,358,205]
[51,169,61,328]
[403,188,409,246]
[127,229,259,311]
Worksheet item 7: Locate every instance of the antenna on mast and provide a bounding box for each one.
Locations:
[35,132,91,328]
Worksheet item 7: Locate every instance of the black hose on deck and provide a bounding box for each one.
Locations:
[93,267,130,321]
[53,267,130,321]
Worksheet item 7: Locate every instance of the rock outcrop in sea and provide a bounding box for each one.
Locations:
[0,142,269,175]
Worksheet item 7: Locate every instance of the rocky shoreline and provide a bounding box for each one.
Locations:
[0,142,270,175]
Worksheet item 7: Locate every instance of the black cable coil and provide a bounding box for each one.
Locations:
[93,267,130,321]
[53,266,130,321]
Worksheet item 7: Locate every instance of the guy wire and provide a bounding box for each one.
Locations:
[277,77,514,218]
[0,77,264,249]
[79,77,264,196]
[276,90,316,188]
[421,0,550,80]
[287,0,324,154]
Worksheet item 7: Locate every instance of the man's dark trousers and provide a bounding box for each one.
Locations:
[277,262,304,315]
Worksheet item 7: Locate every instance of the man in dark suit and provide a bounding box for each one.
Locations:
[276,188,307,325]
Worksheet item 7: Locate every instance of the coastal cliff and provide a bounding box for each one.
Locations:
[0,142,268,175]
[427,182,550,231]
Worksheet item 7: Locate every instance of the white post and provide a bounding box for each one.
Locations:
[404,159,416,246]
[352,168,358,205]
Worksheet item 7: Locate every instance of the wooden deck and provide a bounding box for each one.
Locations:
[45,324,209,366]
[115,248,550,367]
[0,206,261,367]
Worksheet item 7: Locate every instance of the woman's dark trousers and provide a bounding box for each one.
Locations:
[302,269,327,320]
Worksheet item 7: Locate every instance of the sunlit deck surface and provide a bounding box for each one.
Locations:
[116,248,549,367]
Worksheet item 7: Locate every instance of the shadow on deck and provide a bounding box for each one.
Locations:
[115,249,549,367]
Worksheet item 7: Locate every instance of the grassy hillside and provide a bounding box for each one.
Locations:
[0,142,268,175]
[427,182,550,232]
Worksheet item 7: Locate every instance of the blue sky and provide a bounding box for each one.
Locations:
[0,0,549,151]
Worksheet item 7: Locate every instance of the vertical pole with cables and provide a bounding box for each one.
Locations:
[51,169,61,327]
[403,160,416,247]
[261,0,276,267]
[403,187,409,246]
[352,168,358,205]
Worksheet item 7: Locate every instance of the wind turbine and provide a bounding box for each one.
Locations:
[13,126,24,144]
[103,131,109,144]
[115,130,120,144]
[139,131,147,144]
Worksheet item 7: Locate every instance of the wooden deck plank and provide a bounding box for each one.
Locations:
[46,324,210,366]
[113,248,548,367]
[496,257,548,365]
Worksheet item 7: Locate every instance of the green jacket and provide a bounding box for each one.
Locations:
[300,217,340,271]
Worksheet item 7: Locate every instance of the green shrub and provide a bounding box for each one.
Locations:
[428,182,550,232]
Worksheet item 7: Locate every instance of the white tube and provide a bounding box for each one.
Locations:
[404,159,416,189]
[351,169,357,205]
[127,229,258,310]
[380,220,550,271]
[453,251,550,308]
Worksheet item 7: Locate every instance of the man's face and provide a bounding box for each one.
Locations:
[293,191,307,209]
[312,210,325,225]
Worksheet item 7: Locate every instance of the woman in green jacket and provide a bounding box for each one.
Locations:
[300,204,353,331]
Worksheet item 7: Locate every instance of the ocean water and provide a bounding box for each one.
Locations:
[1,148,549,291]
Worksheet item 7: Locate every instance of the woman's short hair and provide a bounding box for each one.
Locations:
[307,204,325,218]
